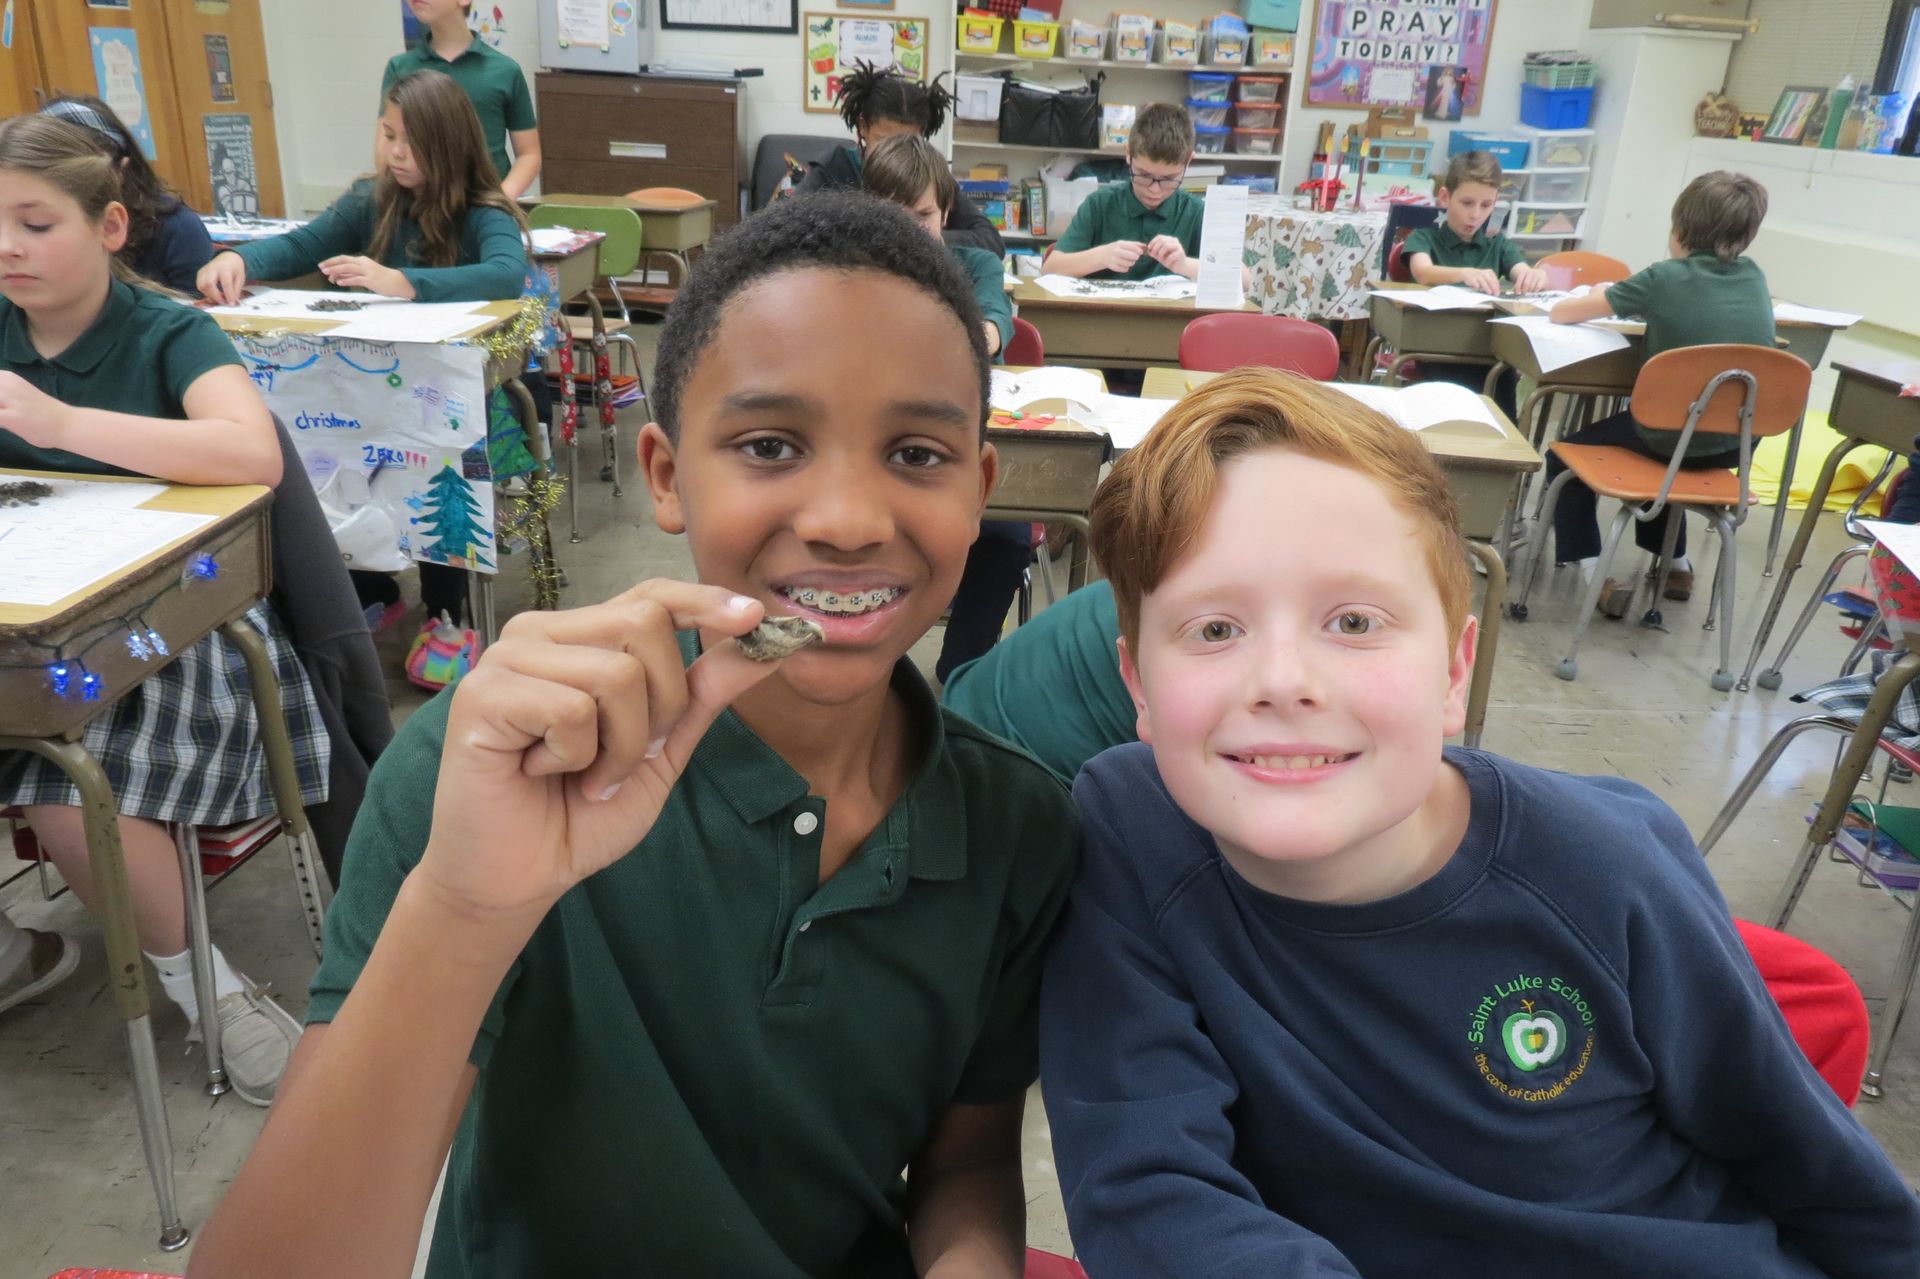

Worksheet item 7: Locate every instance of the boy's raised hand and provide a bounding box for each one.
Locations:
[414,584,784,921]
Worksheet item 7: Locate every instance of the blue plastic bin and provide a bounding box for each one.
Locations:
[1447,130,1529,170]
[1521,83,1594,130]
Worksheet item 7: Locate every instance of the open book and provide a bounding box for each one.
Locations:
[1326,382,1507,435]
[989,368,1174,449]
[990,366,1107,412]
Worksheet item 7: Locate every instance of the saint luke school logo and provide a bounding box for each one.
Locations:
[1466,974,1597,1102]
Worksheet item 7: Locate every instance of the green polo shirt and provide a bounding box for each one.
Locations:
[942,581,1135,785]
[309,642,1078,1278]
[1053,183,1204,281]
[0,280,240,477]
[1402,220,1525,277]
[382,38,536,180]
[234,183,528,302]
[955,244,1014,355]
[1608,252,1776,457]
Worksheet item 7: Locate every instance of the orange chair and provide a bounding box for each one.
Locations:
[1508,344,1812,687]
[1537,250,1630,290]
[1006,316,1045,366]
[1178,314,1341,379]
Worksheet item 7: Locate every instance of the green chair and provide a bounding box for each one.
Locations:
[526,203,647,541]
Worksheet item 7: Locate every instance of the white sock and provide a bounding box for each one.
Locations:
[145,944,248,1028]
[0,913,30,982]
[1671,556,1693,573]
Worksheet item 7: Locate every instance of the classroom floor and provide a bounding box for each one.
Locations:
[4,344,1919,1275]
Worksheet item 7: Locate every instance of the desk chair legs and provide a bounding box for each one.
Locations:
[1463,540,1505,750]
[1750,544,1870,691]
[1740,437,1871,692]
[1762,417,1807,578]
[174,825,228,1098]
[1508,470,1632,682]
[0,734,188,1249]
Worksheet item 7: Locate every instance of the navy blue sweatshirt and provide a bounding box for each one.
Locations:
[1042,745,1920,1278]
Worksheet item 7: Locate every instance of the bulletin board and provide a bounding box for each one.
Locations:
[803,12,927,113]
[1305,0,1497,114]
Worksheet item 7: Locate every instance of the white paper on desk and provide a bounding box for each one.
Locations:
[1774,302,1863,329]
[1196,184,1249,311]
[1327,382,1504,435]
[209,288,414,321]
[528,226,581,251]
[1373,286,1497,312]
[990,366,1107,412]
[1033,273,1197,300]
[321,301,495,343]
[1090,395,1177,450]
[0,472,168,511]
[0,506,214,607]
[1488,314,1631,374]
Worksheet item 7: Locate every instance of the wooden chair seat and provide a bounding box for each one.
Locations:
[1550,442,1751,506]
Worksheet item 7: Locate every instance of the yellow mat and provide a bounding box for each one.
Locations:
[1750,410,1906,513]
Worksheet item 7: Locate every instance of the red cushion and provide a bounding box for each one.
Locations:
[1736,919,1870,1106]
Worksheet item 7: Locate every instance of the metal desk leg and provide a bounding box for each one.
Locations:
[219,621,327,953]
[1768,650,1920,929]
[585,293,621,495]
[1738,437,1866,692]
[1464,540,1506,750]
[1862,898,1920,1099]
[1763,414,1805,579]
[468,572,498,646]
[0,735,187,1250]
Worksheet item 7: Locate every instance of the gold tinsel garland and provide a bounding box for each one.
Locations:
[493,472,568,612]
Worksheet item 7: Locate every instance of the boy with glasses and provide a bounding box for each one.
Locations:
[1044,104,1204,282]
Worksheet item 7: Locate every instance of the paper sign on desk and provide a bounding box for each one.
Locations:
[321,302,497,343]
[1371,286,1498,312]
[1195,184,1248,311]
[1488,314,1631,374]
[1033,274,1197,301]
[1774,302,1863,329]
[1327,382,1505,435]
[0,482,214,607]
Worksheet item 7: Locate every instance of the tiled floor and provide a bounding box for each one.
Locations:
[3,355,1916,1275]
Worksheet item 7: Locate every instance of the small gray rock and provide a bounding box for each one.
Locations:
[736,615,826,662]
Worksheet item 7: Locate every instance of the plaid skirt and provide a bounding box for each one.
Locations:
[1793,650,1920,751]
[0,601,330,826]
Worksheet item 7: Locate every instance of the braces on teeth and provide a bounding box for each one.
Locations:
[782,587,901,615]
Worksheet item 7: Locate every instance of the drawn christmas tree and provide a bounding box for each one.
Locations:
[414,463,494,570]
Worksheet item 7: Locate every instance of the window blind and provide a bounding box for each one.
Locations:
[1723,0,1894,111]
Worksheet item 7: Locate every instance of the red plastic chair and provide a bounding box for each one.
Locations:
[1006,316,1045,366]
[1735,919,1870,1106]
[1386,237,1416,283]
[1026,1249,1089,1278]
[1178,314,1341,379]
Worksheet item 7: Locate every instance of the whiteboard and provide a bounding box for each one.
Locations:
[662,0,797,33]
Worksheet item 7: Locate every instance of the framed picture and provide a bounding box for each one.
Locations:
[662,0,798,34]
[1761,85,1825,145]
[1422,64,1466,122]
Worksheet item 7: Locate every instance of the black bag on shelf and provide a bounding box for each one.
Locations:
[998,73,1104,150]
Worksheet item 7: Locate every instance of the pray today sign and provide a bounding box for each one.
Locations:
[1305,0,1497,114]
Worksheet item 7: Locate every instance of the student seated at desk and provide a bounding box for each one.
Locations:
[863,135,1027,682]
[1037,369,1920,1279]
[798,64,1003,256]
[1044,104,1206,283]
[1548,172,1774,602]
[198,68,535,686]
[0,114,329,1100]
[40,95,215,294]
[187,193,1078,1279]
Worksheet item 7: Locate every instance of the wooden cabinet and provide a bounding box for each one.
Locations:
[536,72,740,229]
[1588,0,1753,28]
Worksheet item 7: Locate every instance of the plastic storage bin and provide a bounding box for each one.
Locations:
[1495,170,1526,201]
[1518,125,1596,169]
[1204,29,1248,66]
[1236,74,1285,103]
[954,74,1006,123]
[1063,19,1106,60]
[1013,19,1059,58]
[1230,126,1280,155]
[1522,168,1590,203]
[1507,203,1586,239]
[1111,15,1154,62]
[1158,21,1199,65]
[1194,124,1229,154]
[1523,57,1597,90]
[1185,99,1231,129]
[1187,72,1234,102]
[955,15,1004,53]
[1235,102,1282,129]
[1446,130,1529,170]
[1252,31,1294,65]
[1520,83,1595,130]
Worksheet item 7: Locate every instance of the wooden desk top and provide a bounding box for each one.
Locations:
[0,470,270,629]
[1832,358,1920,392]
[1140,367,1541,473]
[523,191,719,214]
[208,298,519,342]
[1010,280,1258,316]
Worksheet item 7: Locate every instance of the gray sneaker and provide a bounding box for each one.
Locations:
[207,985,303,1107]
[0,928,80,1016]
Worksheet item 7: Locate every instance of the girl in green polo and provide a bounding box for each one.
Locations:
[0,114,329,1104]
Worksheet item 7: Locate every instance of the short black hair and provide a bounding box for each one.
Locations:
[653,191,991,442]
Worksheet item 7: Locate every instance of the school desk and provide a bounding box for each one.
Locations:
[1140,366,1542,750]
[210,300,558,637]
[523,190,716,289]
[986,369,1113,591]
[1010,281,1258,370]
[528,228,617,544]
[1739,359,1920,692]
[1243,202,1389,322]
[0,472,310,1251]
[1364,285,1501,388]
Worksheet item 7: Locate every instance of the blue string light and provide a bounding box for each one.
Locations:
[126,631,153,661]
[146,627,169,657]
[188,553,219,581]
[48,662,70,696]
[80,671,102,701]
